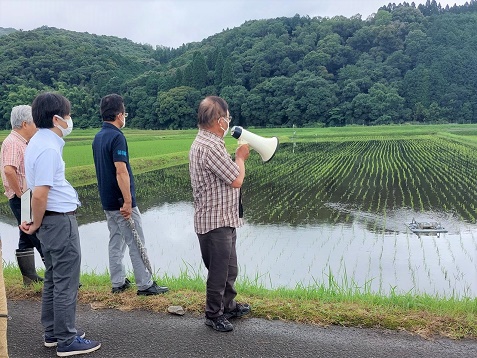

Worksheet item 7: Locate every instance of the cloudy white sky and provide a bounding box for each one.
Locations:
[0,0,471,48]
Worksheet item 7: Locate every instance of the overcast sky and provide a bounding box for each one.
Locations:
[0,0,471,48]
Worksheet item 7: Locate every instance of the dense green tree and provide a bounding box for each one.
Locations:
[221,58,234,87]
[54,82,96,128]
[346,26,375,53]
[351,83,406,124]
[278,57,298,76]
[367,83,406,124]
[191,51,208,89]
[251,76,297,126]
[337,58,374,94]
[214,50,224,87]
[125,86,157,129]
[316,33,352,74]
[182,64,193,86]
[402,65,432,107]
[155,86,201,129]
[373,9,393,26]
[247,61,270,89]
[294,74,339,126]
[412,102,429,122]
[282,97,301,126]
[220,85,249,126]
[206,47,219,70]
[302,51,330,71]
[1,3,477,129]
[351,93,374,125]
[174,68,183,87]
[241,92,266,127]
[418,0,442,16]
[404,29,428,63]
[391,4,426,23]
[0,84,40,129]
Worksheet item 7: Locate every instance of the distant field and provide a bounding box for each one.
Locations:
[1,123,477,193]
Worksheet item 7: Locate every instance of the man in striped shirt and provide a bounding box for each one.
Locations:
[0,105,44,285]
[189,96,251,332]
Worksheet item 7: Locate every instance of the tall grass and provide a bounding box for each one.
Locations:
[4,260,477,338]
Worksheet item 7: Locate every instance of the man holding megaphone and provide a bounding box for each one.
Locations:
[189,96,251,332]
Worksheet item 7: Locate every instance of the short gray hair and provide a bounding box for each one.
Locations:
[197,96,228,128]
[10,105,34,129]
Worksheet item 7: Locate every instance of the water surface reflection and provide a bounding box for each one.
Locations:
[1,202,475,298]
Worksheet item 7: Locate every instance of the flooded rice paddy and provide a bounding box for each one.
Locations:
[1,140,476,298]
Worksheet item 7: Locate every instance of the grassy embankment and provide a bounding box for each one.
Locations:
[1,124,477,340]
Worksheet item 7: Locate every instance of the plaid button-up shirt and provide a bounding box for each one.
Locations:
[189,129,242,234]
[1,130,28,199]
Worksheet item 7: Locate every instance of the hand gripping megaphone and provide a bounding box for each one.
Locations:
[230,126,279,163]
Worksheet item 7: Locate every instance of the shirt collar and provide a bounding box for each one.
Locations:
[10,130,28,144]
[199,128,224,142]
[37,128,66,147]
[102,122,121,132]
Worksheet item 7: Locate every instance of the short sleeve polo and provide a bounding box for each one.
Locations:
[92,122,137,210]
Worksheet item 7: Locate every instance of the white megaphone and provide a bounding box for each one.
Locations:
[230,126,279,163]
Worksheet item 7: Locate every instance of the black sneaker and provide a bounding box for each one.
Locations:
[111,278,131,294]
[205,315,234,332]
[137,281,168,296]
[224,303,251,319]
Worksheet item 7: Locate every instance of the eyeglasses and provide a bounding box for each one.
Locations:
[222,115,232,123]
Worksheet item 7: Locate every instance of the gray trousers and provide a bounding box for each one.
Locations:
[198,227,238,318]
[38,214,81,346]
[104,207,152,291]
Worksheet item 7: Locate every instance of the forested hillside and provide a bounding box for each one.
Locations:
[1,0,476,129]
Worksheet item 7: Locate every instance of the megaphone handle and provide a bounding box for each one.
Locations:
[238,138,248,145]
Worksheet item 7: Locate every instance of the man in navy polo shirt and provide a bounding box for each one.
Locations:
[92,93,168,296]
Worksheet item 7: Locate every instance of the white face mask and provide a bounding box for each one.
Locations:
[119,112,128,129]
[54,115,73,137]
[219,117,230,138]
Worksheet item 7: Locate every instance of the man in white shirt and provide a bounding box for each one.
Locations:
[20,92,101,357]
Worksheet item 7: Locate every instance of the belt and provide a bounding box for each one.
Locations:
[44,210,76,216]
